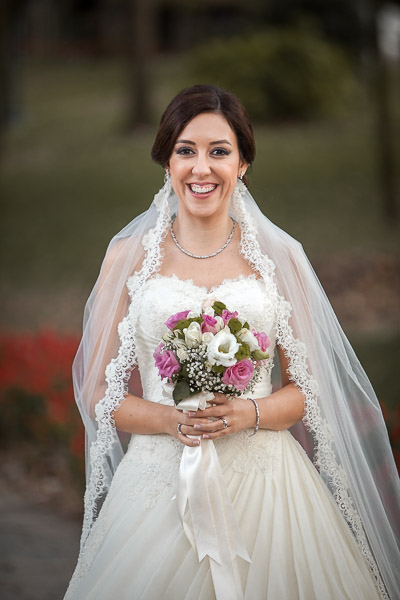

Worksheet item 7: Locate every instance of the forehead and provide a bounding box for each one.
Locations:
[177,112,237,145]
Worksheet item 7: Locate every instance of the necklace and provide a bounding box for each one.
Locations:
[170,218,237,259]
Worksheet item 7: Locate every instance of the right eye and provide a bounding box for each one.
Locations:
[175,147,195,156]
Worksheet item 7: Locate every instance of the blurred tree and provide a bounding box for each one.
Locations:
[360,0,399,220]
[0,0,28,155]
[126,0,158,128]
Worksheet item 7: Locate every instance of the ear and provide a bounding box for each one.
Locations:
[238,161,249,179]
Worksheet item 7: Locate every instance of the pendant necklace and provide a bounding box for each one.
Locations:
[170,218,237,259]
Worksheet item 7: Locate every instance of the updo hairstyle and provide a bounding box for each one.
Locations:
[151,84,255,187]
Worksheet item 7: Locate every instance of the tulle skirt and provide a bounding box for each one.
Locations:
[65,429,380,599]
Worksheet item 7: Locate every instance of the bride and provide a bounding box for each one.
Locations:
[65,85,399,600]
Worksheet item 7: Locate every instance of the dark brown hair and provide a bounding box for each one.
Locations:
[151,84,255,186]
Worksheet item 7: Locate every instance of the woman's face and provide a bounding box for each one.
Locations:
[168,112,246,220]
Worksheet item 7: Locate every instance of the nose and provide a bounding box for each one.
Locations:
[191,152,212,176]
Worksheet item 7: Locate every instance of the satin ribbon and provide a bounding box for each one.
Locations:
[175,391,251,600]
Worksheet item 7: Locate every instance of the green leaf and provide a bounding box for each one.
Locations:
[252,350,269,361]
[243,321,250,329]
[212,364,225,374]
[173,319,190,331]
[235,343,250,360]
[228,318,242,333]
[173,380,191,404]
[212,301,227,316]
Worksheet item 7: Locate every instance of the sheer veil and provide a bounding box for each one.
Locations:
[72,178,399,599]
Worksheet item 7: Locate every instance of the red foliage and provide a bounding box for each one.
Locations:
[0,331,84,462]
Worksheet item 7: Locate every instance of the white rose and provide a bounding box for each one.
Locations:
[203,306,215,317]
[207,330,240,367]
[162,330,174,342]
[172,337,186,350]
[238,328,260,351]
[202,331,214,345]
[202,297,217,310]
[184,321,202,348]
[177,347,189,361]
[214,316,225,331]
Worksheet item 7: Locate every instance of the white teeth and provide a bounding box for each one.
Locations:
[189,184,217,194]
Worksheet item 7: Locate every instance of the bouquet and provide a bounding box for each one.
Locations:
[153,300,270,405]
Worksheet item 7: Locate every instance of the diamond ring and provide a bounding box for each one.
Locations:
[220,417,228,429]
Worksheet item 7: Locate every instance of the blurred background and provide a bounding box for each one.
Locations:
[0,1,399,598]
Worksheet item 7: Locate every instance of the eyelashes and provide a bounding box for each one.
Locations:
[175,147,231,157]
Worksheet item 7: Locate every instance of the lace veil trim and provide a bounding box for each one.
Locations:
[77,194,171,559]
[231,182,388,599]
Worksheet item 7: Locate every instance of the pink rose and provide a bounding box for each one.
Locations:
[165,310,190,330]
[201,314,218,334]
[252,329,270,352]
[221,309,238,324]
[222,359,254,391]
[153,346,180,381]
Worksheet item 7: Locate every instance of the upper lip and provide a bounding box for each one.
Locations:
[187,182,218,186]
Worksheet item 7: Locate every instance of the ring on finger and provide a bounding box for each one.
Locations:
[177,423,183,435]
[220,417,228,429]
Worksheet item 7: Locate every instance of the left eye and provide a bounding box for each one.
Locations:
[211,148,230,156]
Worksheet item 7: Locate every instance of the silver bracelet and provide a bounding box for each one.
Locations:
[247,397,260,437]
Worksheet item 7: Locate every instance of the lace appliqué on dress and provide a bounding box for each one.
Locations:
[124,435,182,508]
[217,430,281,477]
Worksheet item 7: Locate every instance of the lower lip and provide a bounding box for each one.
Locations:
[187,185,218,199]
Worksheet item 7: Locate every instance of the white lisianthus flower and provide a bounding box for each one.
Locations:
[238,328,260,351]
[214,316,224,331]
[184,321,202,348]
[207,330,240,367]
[177,347,189,361]
[202,331,214,345]
[203,306,215,317]
[187,311,199,319]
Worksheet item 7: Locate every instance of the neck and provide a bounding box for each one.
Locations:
[172,211,234,253]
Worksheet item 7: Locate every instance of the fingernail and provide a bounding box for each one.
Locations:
[202,434,210,439]
[193,439,200,445]
[194,424,202,430]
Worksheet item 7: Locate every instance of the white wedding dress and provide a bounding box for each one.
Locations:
[65,274,380,600]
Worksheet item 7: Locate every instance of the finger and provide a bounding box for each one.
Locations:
[202,428,230,440]
[200,406,228,419]
[208,393,228,404]
[193,419,226,433]
[180,434,201,447]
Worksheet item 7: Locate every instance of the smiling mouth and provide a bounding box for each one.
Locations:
[188,183,218,194]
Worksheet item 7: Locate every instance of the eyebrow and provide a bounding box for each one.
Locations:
[175,139,232,146]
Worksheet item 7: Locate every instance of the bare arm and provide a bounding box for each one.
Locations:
[179,344,305,439]
[113,393,210,447]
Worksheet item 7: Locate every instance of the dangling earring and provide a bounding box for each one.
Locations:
[164,168,170,185]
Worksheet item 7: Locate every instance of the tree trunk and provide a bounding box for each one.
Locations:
[370,1,398,220]
[126,0,157,129]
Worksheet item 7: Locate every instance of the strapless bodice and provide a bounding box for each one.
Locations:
[128,273,278,404]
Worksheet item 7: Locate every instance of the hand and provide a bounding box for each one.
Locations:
[185,393,256,441]
[167,406,212,448]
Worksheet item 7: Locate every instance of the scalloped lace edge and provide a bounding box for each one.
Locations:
[65,195,171,597]
[231,181,388,600]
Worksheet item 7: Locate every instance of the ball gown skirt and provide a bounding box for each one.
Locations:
[64,275,380,600]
